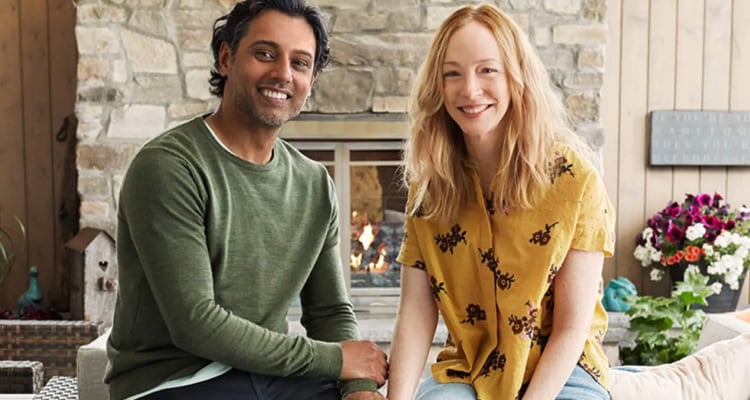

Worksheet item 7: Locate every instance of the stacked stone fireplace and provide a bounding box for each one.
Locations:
[74,0,608,245]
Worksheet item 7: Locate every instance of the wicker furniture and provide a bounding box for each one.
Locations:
[0,360,43,394]
[0,320,104,384]
[33,376,78,400]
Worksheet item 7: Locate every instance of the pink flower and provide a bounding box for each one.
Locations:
[702,215,722,230]
[665,202,682,218]
[633,191,750,286]
[666,224,684,243]
[696,193,712,207]
[712,192,723,208]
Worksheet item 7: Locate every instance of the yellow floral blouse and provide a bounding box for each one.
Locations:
[397,144,616,400]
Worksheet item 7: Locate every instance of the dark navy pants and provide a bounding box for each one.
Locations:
[141,369,340,400]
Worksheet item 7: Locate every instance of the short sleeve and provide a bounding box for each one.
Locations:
[396,215,426,269]
[571,171,616,257]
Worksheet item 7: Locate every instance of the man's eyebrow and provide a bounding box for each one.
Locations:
[249,39,278,49]
[250,39,314,59]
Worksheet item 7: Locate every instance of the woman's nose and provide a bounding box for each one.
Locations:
[460,74,481,98]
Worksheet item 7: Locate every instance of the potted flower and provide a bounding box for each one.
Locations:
[633,192,750,312]
[0,213,61,320]
[0,213,25,318]
[620,267,713,365]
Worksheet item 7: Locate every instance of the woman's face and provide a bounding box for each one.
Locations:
[441,21,511,140]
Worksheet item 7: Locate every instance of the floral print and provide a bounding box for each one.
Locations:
[397,144,616,399]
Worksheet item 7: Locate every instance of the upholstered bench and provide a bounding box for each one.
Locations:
[76,329,110,400]
[75,312,750,400]
[610,310,750,400]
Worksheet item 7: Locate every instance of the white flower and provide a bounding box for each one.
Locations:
[709,282,724,294]
[685,223,706,241]
[714,231,732,248]
[686,264,701,275]
[702,244,714,256]
[650,249,663,263]
[650,268,664,281]
[737,235,750,249]
[633,245,649,265]
[735,246,749,260]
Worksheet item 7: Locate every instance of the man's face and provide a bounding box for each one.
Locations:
[219,9,317,129]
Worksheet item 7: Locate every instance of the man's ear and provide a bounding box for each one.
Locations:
[308,71,319,98]
[218,42,232,76]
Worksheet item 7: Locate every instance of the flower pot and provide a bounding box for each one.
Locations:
[704,279,745,313]
[669,263,746,313]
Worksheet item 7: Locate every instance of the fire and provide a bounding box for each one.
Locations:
[350,213,389,273]
[358,224,375,250]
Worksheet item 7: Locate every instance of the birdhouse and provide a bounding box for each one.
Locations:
[65,228,117,328]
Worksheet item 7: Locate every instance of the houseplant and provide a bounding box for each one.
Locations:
[620,266,713,365]
[0,213,25,318]
[633,192,750,312]
[0,214,58,320]
[0,213,25,289]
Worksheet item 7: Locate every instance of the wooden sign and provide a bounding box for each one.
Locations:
[650,110,750,166]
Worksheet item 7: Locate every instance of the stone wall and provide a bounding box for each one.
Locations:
[75,0,607,234]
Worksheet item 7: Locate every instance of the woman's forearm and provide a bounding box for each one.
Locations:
[522,327,590,400]
[523,249,604,400]
[387,268,439,400]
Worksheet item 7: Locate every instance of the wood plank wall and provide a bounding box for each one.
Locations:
[1,0,747,309]
[0,0,77,310]
[604,0,750,302]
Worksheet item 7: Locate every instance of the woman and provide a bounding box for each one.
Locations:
[387,4,615,400]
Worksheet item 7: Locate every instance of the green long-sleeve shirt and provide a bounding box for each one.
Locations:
[105,116,376,399]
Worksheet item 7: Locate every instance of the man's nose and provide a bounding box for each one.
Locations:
[270,60,293,83]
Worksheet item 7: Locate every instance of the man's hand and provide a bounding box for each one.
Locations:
[340,340,388,386]
[343,391,386,400]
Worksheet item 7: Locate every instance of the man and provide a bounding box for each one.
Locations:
[105,1,388,399]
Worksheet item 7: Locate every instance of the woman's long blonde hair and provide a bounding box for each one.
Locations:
[403,4,589,221]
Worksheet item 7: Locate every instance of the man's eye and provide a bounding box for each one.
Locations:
[293,59,311,69]
[256,50,273,60]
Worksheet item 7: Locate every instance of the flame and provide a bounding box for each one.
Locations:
[350,253,362,269]
[372,244,387,270]
[349,215,390,273]
[358,224,375,250]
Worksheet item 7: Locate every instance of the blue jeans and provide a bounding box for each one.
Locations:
[141,369,339,400]
[415,365,610,400]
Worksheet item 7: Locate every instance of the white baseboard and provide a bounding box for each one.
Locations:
[0,395,35,400]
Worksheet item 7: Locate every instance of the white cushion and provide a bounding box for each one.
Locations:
[610,332,750,400]
[77,329,110,400]
[697,312,750,349]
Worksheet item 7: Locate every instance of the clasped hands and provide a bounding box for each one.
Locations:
[341,340,390,400]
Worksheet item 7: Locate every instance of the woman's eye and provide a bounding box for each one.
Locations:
[443,71,459,78]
